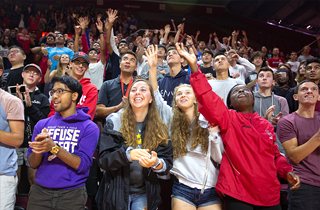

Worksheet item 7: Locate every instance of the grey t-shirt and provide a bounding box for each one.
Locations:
[129,121,146,194]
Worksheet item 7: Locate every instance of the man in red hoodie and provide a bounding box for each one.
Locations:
[48,52,98,120]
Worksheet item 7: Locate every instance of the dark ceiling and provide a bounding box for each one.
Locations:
[225,0,319,35]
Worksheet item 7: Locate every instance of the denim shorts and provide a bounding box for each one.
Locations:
[171,181,222,207]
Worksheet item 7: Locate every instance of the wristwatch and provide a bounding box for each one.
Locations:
[152,158,161,169]
[50,143,60,155]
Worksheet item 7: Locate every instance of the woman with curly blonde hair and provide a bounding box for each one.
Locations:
[146,45,223,210]
[96,79,173,210]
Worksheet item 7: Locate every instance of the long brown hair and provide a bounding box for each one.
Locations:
[295,61,306,83]
[120,79,168,151]
[170,84,209,159]
[54,54,70,77]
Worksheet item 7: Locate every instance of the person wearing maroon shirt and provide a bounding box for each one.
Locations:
[267,47,285,68]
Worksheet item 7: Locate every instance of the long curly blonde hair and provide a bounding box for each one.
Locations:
[120,79,169,151]
[171,84,209,159]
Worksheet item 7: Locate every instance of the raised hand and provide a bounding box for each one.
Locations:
[209,33,213,39]
[74,25,81,35]
[186,35,193,46]
[78,17,86,29]
[83,16,90,28]
[196,30,200,35]
[106,9,118,25]
[177,24,183,31]
[145,45,158,69]
[270,112,282,125]
[164,24,171,34]
[96,18,103,32]
[159,29,164,36]
[242,30,247,36]
[175,43,197,73]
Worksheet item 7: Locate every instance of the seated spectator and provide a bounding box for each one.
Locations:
[27,76,99,210]
[297,45,313,62]
[48,52,98,120]
[15,64,50,189]
[227,49,255,82]
[273,64,295,97]
[277,80,320,210]
[1,45,26,91]
[96,51,137,119]
[268,47,285,68]
[0,58,24,210]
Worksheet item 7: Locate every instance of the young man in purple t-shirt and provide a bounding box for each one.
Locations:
[277,77,320,210]
[27,76,99,209]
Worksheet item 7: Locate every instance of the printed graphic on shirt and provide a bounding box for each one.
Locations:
[46,125,81,153]
[136,129,142,145]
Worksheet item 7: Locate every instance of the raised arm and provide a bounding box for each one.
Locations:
[231,30,238,50]
[73,24,82,53]
[96,18,106,65]
[106,9,118,56]
[173,24,183,44]
[242,30,248,47]
[162,24,170,45]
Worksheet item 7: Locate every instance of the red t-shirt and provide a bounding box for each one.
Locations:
[267,57,286,68]
[17,35,31,54]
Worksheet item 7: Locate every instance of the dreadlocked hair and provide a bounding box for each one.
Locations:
[120,79,169,151]
[170,84,209,159]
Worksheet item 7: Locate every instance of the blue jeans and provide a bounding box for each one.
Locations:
[128,193,147,210]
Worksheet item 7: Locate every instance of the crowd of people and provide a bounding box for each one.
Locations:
[0,2,320,210]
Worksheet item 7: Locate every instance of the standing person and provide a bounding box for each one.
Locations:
[277,80,320,210]
[297,46,313,62]
[200,49,216,80]
[245,51,265,91]
[287,51,300,74]
[268,48,285,68]
[1,45,26,91]
[74,19,106,90]
[27,76,99,210]
[0,61,25,210]
[47,52,98,120]
[157,46,190,106]
[96,79,173,210]
[146,45,223,210]
[273,64,295,98]
[177,43,301,210]
[15,64,50,188]
[227,49,255,82]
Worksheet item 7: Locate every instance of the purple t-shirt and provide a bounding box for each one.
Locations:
[277,112,320,187]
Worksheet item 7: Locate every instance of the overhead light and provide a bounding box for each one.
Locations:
[306,25,311,30]
[278,20,282,24]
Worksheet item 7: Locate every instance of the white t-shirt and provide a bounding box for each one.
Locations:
[287,61,300,73]
[84,60,105,90]
[228,57,255,82]
[208,78,245,106]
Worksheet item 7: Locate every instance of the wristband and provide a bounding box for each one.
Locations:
[152,158,161,169]
[99,31,105,35]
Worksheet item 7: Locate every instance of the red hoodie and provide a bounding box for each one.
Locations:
[190,70,293,206]
[48,78,98,120]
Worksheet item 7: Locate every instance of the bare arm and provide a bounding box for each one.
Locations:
[231,30,238,50]
[106,9,118,56]
[96,18,106,65]
[281,129,320,164]
[246,78,257,88]
[194,30,200,44]
[136,43,145,64]
[162,24,170,45]
[74,24,82,53]
[171,19,177,32]
[31,46,42,55]
[0,120,24,148]
[242,30,248,47]
[174,24,182,44]
[95,103,125,118]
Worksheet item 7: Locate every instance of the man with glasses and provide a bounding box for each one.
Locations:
[96,51,137,119]
[48,52,98,120]
[14,64,50,190]
[1,45,26,92]
[27,76,99,210]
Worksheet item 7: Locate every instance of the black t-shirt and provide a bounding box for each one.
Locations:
[1,66,24,92]
[200,66,216,77]
[97,76,134,107]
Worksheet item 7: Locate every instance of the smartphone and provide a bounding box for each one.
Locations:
[8,85,26,94]
[280,72,287,78]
